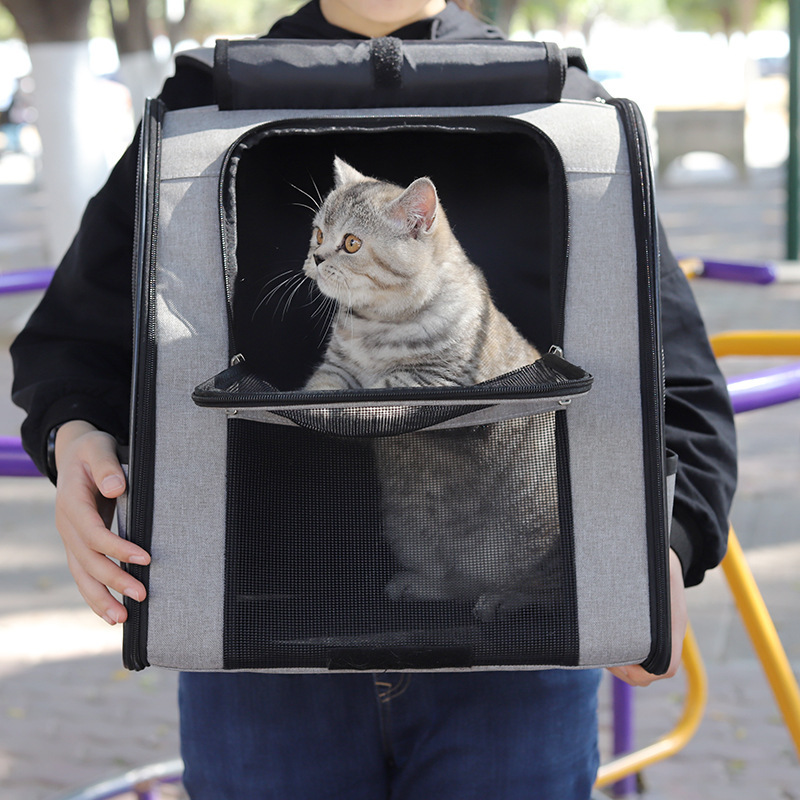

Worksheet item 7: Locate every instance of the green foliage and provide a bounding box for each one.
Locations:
[665,0,784,34]
[88,0,113,38]
[87,0,300,45]
[514,0,667,33]
[0,4,21,38]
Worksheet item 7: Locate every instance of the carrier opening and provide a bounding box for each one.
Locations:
[222,119,568,390]
[212,119,580,671]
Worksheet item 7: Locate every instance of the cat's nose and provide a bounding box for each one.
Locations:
[313,253,325,266]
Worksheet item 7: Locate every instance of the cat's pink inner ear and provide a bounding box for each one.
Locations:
[394,178,438,236]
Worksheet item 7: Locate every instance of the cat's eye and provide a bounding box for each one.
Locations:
[343,234,362,254]
[315,228,324,245]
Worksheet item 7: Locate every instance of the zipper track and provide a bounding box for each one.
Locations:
[195,374,593,410]
[123,99,164,671]
[611,97,671,675]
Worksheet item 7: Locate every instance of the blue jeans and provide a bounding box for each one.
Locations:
[179,669,601,799]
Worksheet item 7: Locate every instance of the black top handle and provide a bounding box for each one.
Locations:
[213,37,567,110]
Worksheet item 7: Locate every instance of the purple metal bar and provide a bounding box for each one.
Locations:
[0,436,40,477]
[699,259,777,285]
[612,677,637,797]
[727,362,800,413]
[0,267,55,295]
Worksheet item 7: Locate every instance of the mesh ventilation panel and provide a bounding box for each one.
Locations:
[223,411,578,671]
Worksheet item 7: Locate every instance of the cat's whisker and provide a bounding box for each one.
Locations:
[292,201,319,215]
[252,271,305,321]
[253,270,299,303]
[316,298,338,346]
[271,273,309,322]
[288,182,321,213]
[253,268,299,298]
[281,274,312,321]
[309,173,324,207]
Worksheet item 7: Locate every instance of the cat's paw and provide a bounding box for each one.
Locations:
[473,592,533,622]
[385,572,450,602]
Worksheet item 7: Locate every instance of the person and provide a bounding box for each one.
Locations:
[11,0,737,797]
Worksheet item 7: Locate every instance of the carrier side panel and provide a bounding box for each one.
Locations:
[517,102,653,666]
[145,113,242,669]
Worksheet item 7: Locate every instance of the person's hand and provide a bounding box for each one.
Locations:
[607,548,687,687]
[54,420,150,625]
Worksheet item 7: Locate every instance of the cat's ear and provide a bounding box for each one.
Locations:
[388,178,438,239]
[333,157,369,188]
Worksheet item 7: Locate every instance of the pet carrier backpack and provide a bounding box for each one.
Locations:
[119,37,675,674]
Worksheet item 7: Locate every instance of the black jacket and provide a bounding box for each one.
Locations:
[10,0,736,587]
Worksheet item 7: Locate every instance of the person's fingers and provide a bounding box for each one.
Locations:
[65,549,130,625]
[53,421,150,623]
[606,550,687,687]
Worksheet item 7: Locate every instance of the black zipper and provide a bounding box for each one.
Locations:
[611,97,671,675]
[123,98,164,671]
[193,350,592,410]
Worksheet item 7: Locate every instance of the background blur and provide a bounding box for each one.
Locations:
[0,0,792,261]
[1,1,799,799]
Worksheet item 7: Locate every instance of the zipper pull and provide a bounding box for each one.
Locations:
[231,353,246,366]
[548,345,564,359]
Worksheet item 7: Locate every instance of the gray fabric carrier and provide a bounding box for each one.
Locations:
[119,38,673,674]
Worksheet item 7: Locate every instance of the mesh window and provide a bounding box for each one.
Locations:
[224,415,578,670]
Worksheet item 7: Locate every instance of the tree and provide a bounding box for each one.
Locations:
[511,0,666,39]
[0,0,91,43]
[478,0,524,35]
[0,0,111,261]
[106,0,194,117]
[666,0,782,36]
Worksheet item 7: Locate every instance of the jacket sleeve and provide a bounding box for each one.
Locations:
[10,136,140,480]
[10,64,214,481]
[659,224,737,586]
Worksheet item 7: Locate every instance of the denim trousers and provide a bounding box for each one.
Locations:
[179,668,602,799]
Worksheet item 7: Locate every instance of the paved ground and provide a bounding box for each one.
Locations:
[0,146,799,798]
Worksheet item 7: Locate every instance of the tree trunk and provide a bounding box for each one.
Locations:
[738,0,758,34]
[0,0,113,260]
[0,0,91,43]
[108,0,153,55]
[27,41,112,260]
[108,0,168,119]
[166,0,195,51]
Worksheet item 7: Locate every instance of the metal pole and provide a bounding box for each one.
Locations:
[788,0,800,259]
[611,678,638,797]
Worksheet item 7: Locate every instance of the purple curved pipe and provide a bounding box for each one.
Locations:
[0,267,55,295]
[727,362,800,413]
[0,437,41,477]
[699,259,777,285]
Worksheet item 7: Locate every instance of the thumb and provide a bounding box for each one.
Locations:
[99,469,127,499]
[81,434,127,499]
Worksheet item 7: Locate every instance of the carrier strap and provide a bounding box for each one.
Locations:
[210,38,568,110]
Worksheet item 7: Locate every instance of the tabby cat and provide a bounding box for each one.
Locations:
[302,157,559,620]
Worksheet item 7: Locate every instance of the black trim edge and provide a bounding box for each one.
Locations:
[122,98,164,671]
[611,98,671,675]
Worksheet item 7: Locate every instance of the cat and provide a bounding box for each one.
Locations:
[302,157,560,620]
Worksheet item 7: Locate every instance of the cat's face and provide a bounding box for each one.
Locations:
[303,157,443,318]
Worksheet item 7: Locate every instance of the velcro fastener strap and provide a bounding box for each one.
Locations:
[370,37,404,90]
